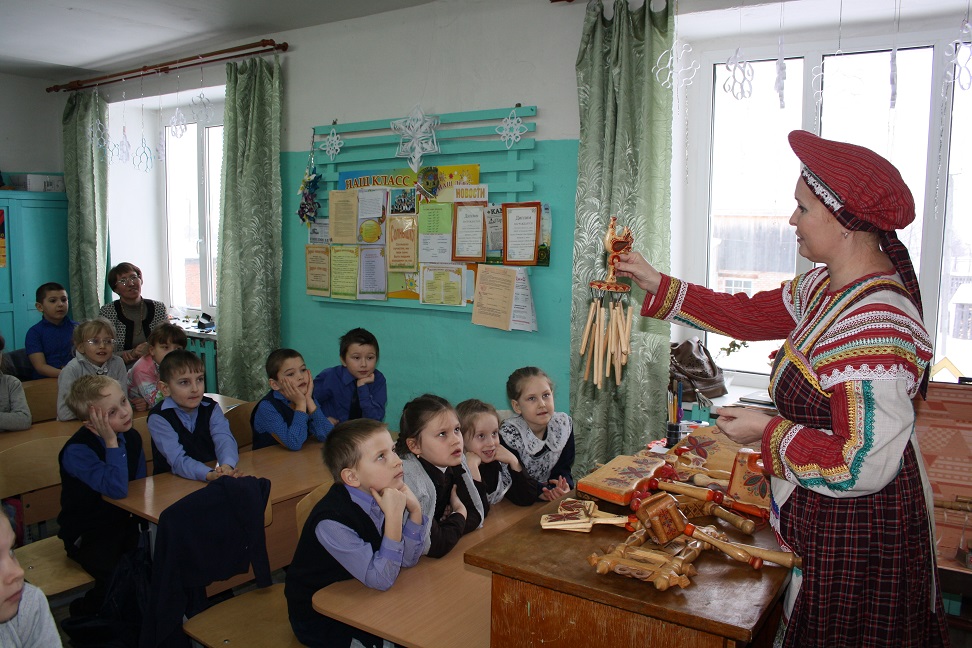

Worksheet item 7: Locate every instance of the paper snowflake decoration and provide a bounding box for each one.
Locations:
[190,91,216,124]
[156,127,166,162]
[496,109,528,149]
[775,37,787,109]
[117,126,132,163]
[169,107,187,138]
[723,48,754,100]
[133,135,153,173]
[811,63,825,109]
[653,40,699,90]
[321,128,344,161]
[945,20,972,91]
[391,105,439,172]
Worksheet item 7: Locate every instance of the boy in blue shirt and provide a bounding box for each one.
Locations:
[313,328,387,424]
[286,418,428,648]
[25,282,77,378]
[147,349,240,481]
[58,374,146,613]
[252,348,333,450]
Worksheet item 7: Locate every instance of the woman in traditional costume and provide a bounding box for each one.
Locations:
[616,130,950,648]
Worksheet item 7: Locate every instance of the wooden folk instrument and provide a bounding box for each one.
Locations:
[641,477,768,520]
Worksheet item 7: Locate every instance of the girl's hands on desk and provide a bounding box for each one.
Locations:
[540,476,570,501]
[714,407,773,445]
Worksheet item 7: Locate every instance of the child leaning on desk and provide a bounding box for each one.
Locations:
[458,399,538,507]
[147,349,241,481]
[313,327,387,424]
[285,419,429,648]
[252,348,333,450]
[57,375,146,615]
[397,394,486,558]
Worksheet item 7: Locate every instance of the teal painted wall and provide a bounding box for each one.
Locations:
[279,139,578,427]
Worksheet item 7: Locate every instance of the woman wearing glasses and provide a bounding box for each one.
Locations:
[99,262,168,367]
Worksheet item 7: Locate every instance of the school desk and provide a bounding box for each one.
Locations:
[311,500,538,648]
[464,499,790,648]
[107,442,332,595]
[0,394,246,525]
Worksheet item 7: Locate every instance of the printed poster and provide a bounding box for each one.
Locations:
[387,272,420,300]
[357,188,388,245]
[420,263,464,306]
[305,245,330,297]
[418,202,453,264]
[330,245,360,300]
[357,246,387,300]
[339,165,479,204]
[328,190,358,245]
[471,265,516,330]
[387,215,418,272]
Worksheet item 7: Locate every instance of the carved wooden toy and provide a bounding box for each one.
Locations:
[576,454,675,507]
[540,498,629,532]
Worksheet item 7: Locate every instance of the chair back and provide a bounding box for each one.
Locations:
[224,401,258,450]
[295,482,330,538]
[0,436,71,499]
[23,378,59,423]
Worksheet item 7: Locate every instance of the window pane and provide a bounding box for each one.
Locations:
[820,48,933,275]
[937,81,972,377]
[708,58,804,374]
[205,125,223,308]
[164,123,201,310]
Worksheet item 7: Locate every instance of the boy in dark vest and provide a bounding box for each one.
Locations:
[147,349,239,480]
[286,419,429,648]
[58,375,146,614]
[251,348,333,450]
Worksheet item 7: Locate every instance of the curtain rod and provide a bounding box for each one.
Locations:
[45,39,289,93]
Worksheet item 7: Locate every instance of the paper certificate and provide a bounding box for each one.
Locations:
[357,246,387,300]
[452,203,486,262]
[502,202,541,265]
[420,263,464,306]
[418,202,453,264]
[305,245,330,297]
[357,188,388,245]
[471,265,517,330]
[387,215,418,272]
[330,245,360,300]
[329,190,358,245]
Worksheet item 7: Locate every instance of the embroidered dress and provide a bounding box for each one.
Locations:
[644,267,948,648]
[500,412,575,488]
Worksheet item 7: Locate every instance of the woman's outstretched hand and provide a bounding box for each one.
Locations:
[615,252,662,294]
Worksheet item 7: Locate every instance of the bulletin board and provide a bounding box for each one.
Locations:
[302,105,545,320]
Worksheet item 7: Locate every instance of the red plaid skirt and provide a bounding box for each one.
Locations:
[779,444,950,647]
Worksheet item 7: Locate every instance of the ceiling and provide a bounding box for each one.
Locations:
[0,0,438,81]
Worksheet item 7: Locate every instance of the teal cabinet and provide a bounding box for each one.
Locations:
[0,191,69,348]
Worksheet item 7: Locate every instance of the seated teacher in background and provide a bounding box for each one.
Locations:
[99,262,168,367]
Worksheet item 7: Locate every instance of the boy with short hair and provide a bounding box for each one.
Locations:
[252,348,333,451]
[127,323,188,411]
[58,375,147,614]
[25,282,77,378]
[147,349,240,481]
[0,514,61,647]
[285,419,428,648]
[313,328,387,424]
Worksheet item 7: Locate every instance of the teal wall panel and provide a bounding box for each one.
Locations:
[279,139,578,426]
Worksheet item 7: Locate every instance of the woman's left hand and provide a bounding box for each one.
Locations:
[714,406,774,445]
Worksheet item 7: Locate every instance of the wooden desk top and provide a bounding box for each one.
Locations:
[312,500,538,648]
[0,393,246,453]
[107,442,331,523]
[464,499,790,644]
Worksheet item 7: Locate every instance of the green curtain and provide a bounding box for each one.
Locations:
[216,56,282,400]
[570,0,674,475]
[62,92,109,320]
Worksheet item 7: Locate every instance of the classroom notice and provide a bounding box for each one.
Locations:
[387,215,418,272]
[328,190,358,244]
[357,246,387,300]
[418,202,453,264]
[305,245,330,297]
[330,245,360,300]
[420,263,464,306]
[471,265,516,330]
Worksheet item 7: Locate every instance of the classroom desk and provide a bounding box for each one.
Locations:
[464,500,790,648]
[312,500,539,648]
[107,442,331,594]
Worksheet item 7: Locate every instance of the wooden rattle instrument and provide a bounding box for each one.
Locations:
[638,477,768,520]
[540,498,629,532]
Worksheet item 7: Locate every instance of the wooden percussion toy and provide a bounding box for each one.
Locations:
[540,498,630,533]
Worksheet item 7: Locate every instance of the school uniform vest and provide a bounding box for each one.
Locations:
[57,427,143,549]
[250,391,296,450]
[285,484,383,624]
[149,396,217,475]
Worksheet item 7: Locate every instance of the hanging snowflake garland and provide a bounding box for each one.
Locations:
[946,20,972,91]
[117,126,132,163]
[190,91,216,124]
[653,40,699,90]
[133,135,153,173]
[723,48,754,100]
[169,106,188,138]
[775,36,787,108]
[321,128,344,161]
[496,109,528,149]
[391,105,439,173]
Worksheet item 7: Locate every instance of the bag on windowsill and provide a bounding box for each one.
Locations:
[670,338,727,406]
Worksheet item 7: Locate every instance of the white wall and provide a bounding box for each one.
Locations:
[0,72,64,174]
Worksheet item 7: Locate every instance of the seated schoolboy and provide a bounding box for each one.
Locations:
[147,349,240,481]
[0,513,61,647]
[285,419,429,648]
[25,282,77,379]
[56,319,128,421]
[313,328,386,424]
[57,375,146,614]
[0,334,31,432]
[252,348,333,450]
[127,323,187,412]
